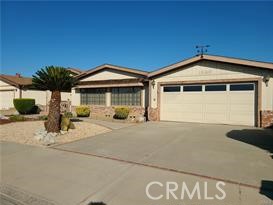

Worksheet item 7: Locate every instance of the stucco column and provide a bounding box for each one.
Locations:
[106,88,111,107]
[71,88,80,106]
[141,88,145,108]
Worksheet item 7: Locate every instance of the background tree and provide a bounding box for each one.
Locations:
[32,66,76,132]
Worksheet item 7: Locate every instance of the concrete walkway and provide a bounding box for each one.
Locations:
[78,118,135,130]
[1,141,272,205]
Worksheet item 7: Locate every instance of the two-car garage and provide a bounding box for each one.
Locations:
[160,82,256,126]
[148,55,273,127]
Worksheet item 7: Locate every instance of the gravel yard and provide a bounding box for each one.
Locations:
[0,121,111,146]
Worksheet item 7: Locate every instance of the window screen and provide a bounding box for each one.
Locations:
[163,86,181,92]
[111,87,141,106]
[183,85,202,92]
[205,84,226,91]
[80,88,106,105]
[230,84,254,91]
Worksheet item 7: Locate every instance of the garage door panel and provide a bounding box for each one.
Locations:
[229,93,254,104]
[160,83,256,126]
[181,93,203,103]
[204,104,227,112]
[204,93,227,103]
[204,113,227,123]
[0,91,15,109]
[230,104,254,112]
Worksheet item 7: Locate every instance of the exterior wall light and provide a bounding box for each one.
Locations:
[151,80,156,89]
[263,75,270,86]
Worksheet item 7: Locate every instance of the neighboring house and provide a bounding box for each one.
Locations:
[72,64,149,120]
[71,54,273,127]
[67,67,84,76]
[0,74,32,109]
[0,67,82,110]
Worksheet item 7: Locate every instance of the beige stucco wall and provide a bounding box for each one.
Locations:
[150,61,273,111]
[21,90,72,106]
[71,88,81,106]
[22,90,48,105]
[81,69,142,81]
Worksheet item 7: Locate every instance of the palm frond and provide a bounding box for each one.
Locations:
[32,66,77,91]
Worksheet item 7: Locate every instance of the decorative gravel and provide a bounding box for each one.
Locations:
[0,121,111,146]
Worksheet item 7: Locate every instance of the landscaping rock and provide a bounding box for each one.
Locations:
[34,129,47,141]
[34,129,57,145]
[60,130,68,135]
[42,132,57,146]
[0,115,9,120]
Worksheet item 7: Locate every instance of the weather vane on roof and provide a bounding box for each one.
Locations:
[196,45,210,57]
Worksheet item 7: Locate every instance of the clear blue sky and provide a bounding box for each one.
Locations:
[1,1,273,76]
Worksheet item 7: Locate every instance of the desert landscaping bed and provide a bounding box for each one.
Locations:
[0,121,111,146]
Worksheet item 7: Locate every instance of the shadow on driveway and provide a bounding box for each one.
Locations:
[227,128,273,199]
[226,128,273,158]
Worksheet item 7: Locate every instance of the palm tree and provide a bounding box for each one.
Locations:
[32,66,76,133]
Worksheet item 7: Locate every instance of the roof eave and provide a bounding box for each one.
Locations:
[148,55,273,78]
[77,64,148,80]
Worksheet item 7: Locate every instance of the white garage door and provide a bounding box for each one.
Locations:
[160,83,256,126]
[0,90,15,110]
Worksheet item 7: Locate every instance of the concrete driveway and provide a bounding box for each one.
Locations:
[1,122,273,205]
[56,121,273,189]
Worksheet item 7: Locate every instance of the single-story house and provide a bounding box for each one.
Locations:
[72,55,273,128]
[1,55,272,127]
[0,67,81,110]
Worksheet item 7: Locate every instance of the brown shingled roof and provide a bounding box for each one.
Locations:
[0,74,32,88]
[67,67,83,75]
[76,64,148,79]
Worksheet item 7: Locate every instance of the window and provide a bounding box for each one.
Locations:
[80,88,106,105]
[163,86,181,92]
[205,84,226,91]
[230,83,254,91]
[183,85,202,92]
[111,87,141,106]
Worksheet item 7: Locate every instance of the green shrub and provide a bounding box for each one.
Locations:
[9,115,26,121]
[38,115,48,121]
[114,107,130,119]
[13,98,35,114]
[75,106,90,117]
[31,105,41,114]
[63,111,73,118]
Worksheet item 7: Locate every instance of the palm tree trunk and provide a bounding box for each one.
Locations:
[46,90,61,133]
